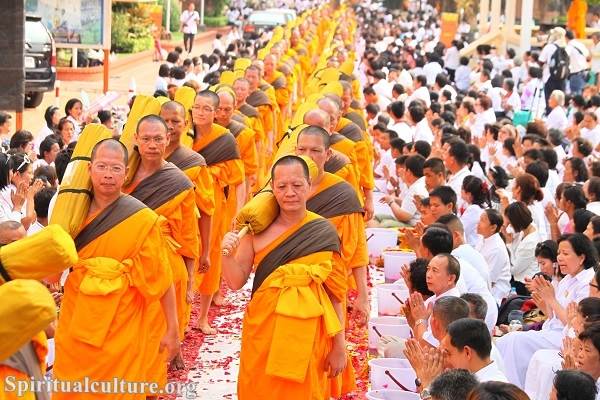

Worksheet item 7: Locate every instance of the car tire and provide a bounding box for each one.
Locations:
[24,92,44,108]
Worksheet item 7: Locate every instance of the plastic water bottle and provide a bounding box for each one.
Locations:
[510,287,517,298]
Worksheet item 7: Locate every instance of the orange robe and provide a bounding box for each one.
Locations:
[54,197,172,400]
[193,124,244,295]
[226,119,259,180]
[307,173,369,396]
[0,332,47,400]
[238,212,346,400]
[336,118,375,197]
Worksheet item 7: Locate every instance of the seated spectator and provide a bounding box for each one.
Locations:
[551,370,598,400]
[467,381,530,400]
[28,187,56,235]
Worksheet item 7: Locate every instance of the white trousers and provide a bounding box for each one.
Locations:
[524,349,562,400]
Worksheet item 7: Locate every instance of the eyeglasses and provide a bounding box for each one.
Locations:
[590,282,600,291]
[92,163,125,174]
[137,136,166,145]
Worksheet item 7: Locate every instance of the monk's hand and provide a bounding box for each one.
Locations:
[325,341,346,378]
[363,197,374,221]
[352,293,370,327]
[221,231,241,257]
[198,253,210,274]
[160,329,180,362]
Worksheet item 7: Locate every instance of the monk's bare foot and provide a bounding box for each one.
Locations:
[211,291,226,306]
[194,320,217,335]
[169,352,186,371]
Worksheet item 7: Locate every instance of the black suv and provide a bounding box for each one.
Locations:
[25,15,56,108]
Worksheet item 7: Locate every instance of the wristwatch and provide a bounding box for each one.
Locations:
[420,388,432,399]
[415,318,427,327]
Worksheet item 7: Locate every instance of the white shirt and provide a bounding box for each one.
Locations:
[539,43,559,82]
[460,204,485,247]
[447,167,471,203]
[407,86,431,108]
[521,78,545,119]
[390,121,413,143]
[423,62,443,86]
[582,125,600,148]
[400,177,429,226]
[455,65,471,92]
[398,70,413,91]
[0,185,24,224]
[373,79,392,101]
[543,268,595,331]
[504,91,522,118]
[155,76,169,92]
[454,243,491,286]
[455,258,498,332]
[471,109,497,138]
[477,233,512,303]
[27,220,44,236]
[475,361,509,383]
[588,201,600,216]
[510,229,541,282]
[546,106,569,132]
[180,10,200,35]
[567,40,590,74]
[413,118,434,143]
[34,126,54,153]
[444,46,460,70]
[592,41,600,73]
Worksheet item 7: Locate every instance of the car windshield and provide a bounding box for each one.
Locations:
[25,20,51,43]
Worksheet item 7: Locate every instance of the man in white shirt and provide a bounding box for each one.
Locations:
[444,138,471,209]
[406,75,431,108]
[581,112,600,148]
[372,70,392,102]
[584,177,600,216]
[386,155,429,226]
[364,85,390,111]
[539,27,568,111]
[27,187,55,236]
[566,30,590,95]
[423,53,444,86]
[441,318,508,382]
[180,2,200,53]
[472,94,496,138]
[388,101,413,143]
[546,90,569,132]
[408,103,434,144]
[501,78,522,119]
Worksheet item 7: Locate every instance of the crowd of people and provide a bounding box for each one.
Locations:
[4,0,600,399]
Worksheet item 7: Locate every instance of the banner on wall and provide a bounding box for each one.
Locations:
[25,0,111,49]
[440,12,459,48]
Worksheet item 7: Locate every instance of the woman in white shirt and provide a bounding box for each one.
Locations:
[498,232,596,389]
[56,118,75,150]
[503,201,541,295]
[477,209,512,303]
[0,152,40,229]
[34,106,59,153]
[32,136,60,172]
[64,98,84,139]
[460,175,490,247]
[546,90,569,132]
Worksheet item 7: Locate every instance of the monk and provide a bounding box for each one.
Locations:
[221,155,347,400]
[191,90,245,334]
[317,97,374,220]
[123,114,200,374]
[233,77,267,187]
[54,139,178,399]
[245,65,275,159]
[215,89,258,195]
[340,80,368,131]
[295,126,370,396]
[263,54,290,125]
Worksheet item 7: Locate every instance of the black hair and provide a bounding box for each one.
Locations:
[578,298,600,327]
[462,175,491,208]
[9,130,33,150]
[196,89,220,108]
[390,101,405,119]
[409,258,434,297]
[404,154,425,178]
[574,209,596,234]
[433,296,470,328]
[489,166,509,189]
[525,161,549,187]
[158,63,171,78]
[505,201,533,232]
[588,177,600,202]
[484,209,504,234]
[503,138,517,158]
[64,98,82,117]
[566,157,589,183]
[408,104,426,123]
[574,138,594,158]
[423,157,445,175]
[422,225,453,255]
[136,114,168,135]
[271,155,310,183]
[33,186,56,219]
[54,148,73,184]
[460,293,488,321]
[563,185,588,210]
[448,139,470,165]
[553,370,598,400]
[540,148,558,170]
[447,318,492,359]
[39,136,59,161]
[535,240,558,262]
[413,140,431,158]
[558,233,599,270]
[44,106,59,130]
[430,369,479,400]
[390,138,405,152]
[429,186,457,213]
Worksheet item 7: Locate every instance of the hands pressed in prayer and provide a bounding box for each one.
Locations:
[544,203,559,225]
[561,336,579,370]
[408,292,431,322]
[403,338,425,375]
[419,347,445,388]
[11,181,27,210]
[532,274,555,302]
[400,263,412,292]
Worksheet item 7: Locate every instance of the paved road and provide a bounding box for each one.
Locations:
[13,37,214,137]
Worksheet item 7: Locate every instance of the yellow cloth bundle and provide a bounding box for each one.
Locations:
[49,123,112,236]
[174,86,197,148]
[119,95,161,186]
[0,224,77,283]
[0,279,55,360]
[274,123,308,161]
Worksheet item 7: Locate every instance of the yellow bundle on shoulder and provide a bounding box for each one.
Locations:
[50,123,112,236]
[0,279,55,360]
[0,224,77,284]
[174,86,197,148]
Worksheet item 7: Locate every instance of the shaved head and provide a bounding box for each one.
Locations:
[160,101,186,118]
[297,125,331,149]
[303,109,331,130]
[0,221,26,245]
[91,138,128,165]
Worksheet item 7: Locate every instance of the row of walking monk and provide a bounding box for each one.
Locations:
[0,3,378,400]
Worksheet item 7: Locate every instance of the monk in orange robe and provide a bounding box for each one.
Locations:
[296,126,370,397]
[245,66,275,163]
[215,90,258,196]
[191,90,245,334]
[54,139,178,400]
[221,155,347,400]
[122,114,200,374]
[264,54,291,126]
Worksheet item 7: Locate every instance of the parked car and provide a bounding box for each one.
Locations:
[25,15,56,108]
[264,8,297,22]
[243,10,288,39]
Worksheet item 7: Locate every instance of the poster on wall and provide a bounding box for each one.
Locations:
[25,0,108,48]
